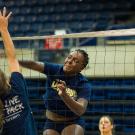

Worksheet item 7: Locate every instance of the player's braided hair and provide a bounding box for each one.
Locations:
[75,49,89,68]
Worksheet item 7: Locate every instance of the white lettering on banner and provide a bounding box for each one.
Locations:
[4,96,25,122]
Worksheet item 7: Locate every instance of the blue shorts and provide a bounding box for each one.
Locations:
[43,117,85,134]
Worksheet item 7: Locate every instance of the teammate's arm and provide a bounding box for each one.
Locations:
[0,7,20,73]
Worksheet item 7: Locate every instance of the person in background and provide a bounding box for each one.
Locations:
[19,48,91,135]
[99,115,115,135]
[0,7,37,135]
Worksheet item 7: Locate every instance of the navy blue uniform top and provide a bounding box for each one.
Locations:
[1,72,37,135]
[43,62,91,117]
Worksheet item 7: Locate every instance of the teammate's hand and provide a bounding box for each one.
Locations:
[0,7,12,32]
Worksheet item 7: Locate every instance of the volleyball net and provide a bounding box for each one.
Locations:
[0,28,135,78]
[0,28,135,135]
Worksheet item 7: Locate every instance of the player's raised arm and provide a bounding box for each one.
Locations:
[19,60,44,73]
[0,7,20,73]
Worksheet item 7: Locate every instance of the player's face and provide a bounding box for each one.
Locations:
[63,51,85,75]
[99,117,113,133]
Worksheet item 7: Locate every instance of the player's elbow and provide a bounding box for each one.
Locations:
[76,107,86,116]
[76,99,88,116]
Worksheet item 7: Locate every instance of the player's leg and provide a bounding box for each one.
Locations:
[43,119,61,135]
[61,124,84,135]
[43,129,60,135]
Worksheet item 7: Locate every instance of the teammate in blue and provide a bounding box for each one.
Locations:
[0,7,37,135]
[20,47,91,135]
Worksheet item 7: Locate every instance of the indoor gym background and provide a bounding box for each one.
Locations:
[0,0,135,135]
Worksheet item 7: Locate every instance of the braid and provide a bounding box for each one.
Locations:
[75,49,89,67]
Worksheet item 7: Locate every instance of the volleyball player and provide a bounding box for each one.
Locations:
[99,115,115,135]
[0,7,37,135]
[19,47,91,135]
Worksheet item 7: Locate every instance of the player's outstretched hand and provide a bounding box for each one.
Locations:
[0,7,12,32]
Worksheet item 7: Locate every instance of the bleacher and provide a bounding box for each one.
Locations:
[0,0,134,37]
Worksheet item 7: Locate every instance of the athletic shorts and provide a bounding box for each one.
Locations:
[43,117,85,134]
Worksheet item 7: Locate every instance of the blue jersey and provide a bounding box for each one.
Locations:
[43,62,91,117]
[1,72,37,135]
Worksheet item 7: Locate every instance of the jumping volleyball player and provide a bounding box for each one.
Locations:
[0,7,37,135]
[19,49,91,134]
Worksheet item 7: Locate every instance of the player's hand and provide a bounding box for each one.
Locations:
[56,80,67,96]
[0,7,12,32]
